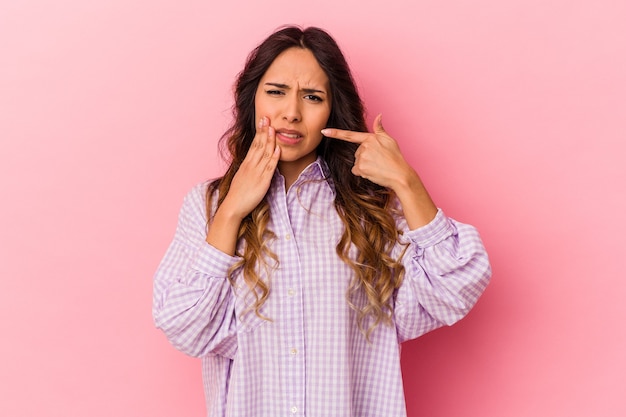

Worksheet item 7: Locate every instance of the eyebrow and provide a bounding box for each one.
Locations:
[264,82,327,95]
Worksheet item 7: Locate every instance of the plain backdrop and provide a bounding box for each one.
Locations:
[1,0,625,416]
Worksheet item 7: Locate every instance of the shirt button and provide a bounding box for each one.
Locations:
[290,406,298,414]
[287,288,295,297]
[290,348,298,355]
[285,234,291,241]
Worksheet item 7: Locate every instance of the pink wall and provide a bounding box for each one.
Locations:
[1,1,624,416]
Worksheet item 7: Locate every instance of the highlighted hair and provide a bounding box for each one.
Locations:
[207,26,406,338]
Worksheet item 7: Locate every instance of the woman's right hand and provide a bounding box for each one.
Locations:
[222,116,281,219]
[206,116,280,255]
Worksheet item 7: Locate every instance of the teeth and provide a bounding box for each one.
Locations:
[281,133,300,139]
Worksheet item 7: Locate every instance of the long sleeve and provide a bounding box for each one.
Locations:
[394,209,492,343]
[152,183,238,358]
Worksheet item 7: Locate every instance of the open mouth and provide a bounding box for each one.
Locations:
[276,130,303,145]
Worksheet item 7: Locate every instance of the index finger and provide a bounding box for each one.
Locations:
[321,128,367,144]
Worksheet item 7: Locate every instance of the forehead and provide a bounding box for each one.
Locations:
[261,48,329,88]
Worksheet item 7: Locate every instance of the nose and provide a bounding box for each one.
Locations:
[282,93,301,123]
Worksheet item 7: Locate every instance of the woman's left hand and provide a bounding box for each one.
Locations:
[321,114,438,228]
[321,114,415,191]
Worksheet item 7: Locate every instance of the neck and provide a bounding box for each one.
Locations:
[278,163,301,191]
[278,157,317,191]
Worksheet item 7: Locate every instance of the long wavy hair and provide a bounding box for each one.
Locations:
[207,26,406,337]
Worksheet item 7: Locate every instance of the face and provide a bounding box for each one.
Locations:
[254,47,331,177]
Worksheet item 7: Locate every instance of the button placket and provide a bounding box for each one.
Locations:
[273,184,305,417]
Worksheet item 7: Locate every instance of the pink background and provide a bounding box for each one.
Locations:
[1,1,625,416]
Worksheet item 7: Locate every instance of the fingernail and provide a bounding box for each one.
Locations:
[321,128,329,136]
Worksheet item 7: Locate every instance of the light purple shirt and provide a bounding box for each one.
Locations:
[153,158,491,417]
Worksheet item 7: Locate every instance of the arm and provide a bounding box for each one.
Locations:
[322,116,491,341]
[152,183,239,358]
[393,210,491,342]
[153,117,281,357]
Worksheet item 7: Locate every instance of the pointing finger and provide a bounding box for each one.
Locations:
[321,127,367,144]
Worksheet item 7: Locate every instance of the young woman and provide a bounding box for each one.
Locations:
[153,26,491,417]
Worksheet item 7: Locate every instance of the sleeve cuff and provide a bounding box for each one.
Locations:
[404,209,457,248]
[190,241,241,278]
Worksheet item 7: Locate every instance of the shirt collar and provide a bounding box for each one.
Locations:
[272,156,335,195]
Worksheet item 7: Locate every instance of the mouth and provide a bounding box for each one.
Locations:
[276,129,304,145]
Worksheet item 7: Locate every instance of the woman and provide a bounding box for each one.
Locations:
[153,26,491,417]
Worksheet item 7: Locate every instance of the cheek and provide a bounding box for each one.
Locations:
[310,106,331,128]
[318,111,331,129]
[253,94,263,118]
[253,89,273,118]
[322,104,331,124]
[255,97,280,123]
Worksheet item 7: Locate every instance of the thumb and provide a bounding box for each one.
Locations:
[373,113,385,134]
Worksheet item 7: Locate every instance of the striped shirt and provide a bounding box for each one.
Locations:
[153,158,491,417]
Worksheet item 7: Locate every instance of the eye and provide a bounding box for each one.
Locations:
[304,94,323,102]
[266,89,284,96]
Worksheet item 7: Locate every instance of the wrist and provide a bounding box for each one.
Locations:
[214,197,247,225]
[393,170,438,229]
[205,203,243,256]
[391,167,422,197]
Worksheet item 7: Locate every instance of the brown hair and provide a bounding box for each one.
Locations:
[207,26,405,337]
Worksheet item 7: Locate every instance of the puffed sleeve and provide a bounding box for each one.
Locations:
[152,182,239,358]
[394,209,491,343]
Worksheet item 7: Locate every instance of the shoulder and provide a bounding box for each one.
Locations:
[178,180,219,222]
[182,181,210,207]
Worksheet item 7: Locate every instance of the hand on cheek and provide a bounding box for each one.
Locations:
[221,116,281,220]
